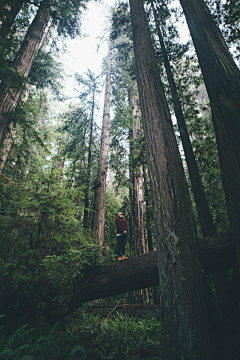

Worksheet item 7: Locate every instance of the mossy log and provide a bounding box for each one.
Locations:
[68,231,236,311]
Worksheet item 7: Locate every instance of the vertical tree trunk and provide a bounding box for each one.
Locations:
[92,42,112,246]
[0,0,52,146]
[179,0,240,272]
[151,1,216,237]
[76,129,86,209]
[0,122,15,175]
[142,163,153,252]
[151,1,231,317]
[129,0,214,358]
[129,82,150,305]
[129,83,145,256]
[83,85,95,229]
[0,0,25,46]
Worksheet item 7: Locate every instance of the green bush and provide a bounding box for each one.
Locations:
[67,311,162,360]
[0,317,86,360]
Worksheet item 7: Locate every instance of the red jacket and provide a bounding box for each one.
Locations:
[115,217,128,234]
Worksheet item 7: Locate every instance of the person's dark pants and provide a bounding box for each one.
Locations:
[117,234,126,257]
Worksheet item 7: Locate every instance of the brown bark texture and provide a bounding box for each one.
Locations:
[0,0,52,146]
[151,1,215,237]
[92,42,112,246]
[0,123,15,174]
[179,0,240,271]
[129,0,215,358]
[151,1,231,315]
[68,231,235,311]
[129,83,146,256]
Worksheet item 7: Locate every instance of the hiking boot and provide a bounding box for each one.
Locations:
[122,255,128,260]
[118,256,122,261]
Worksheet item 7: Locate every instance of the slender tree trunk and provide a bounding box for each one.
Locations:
[39,17,56,53]
[92,42,112,246]
[129,83,150,305]
[129,0,215,358]
[0,0,25,46]
[142,163,153,252]
[129,135,134,256]
[129,83,145,256]
[0,123,15,174]
[83,86,95,229]
[76,129,86,208]
[0,0,52,146]
[179,0,240,272]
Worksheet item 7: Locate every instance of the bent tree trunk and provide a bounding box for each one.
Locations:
[179,0,240,272]
[129,0,214,359]
[0,0,52,146]
[92,42,112,246]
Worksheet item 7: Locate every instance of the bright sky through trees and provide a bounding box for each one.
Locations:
[60,0,115,118]
[58,0,190,123]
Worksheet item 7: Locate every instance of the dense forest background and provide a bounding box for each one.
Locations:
[0,0,240,359]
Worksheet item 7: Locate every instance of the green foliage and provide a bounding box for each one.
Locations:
[67,310,161,360]
[206,0,240,61]
[104,189,122,252]
[41,244,115,289]
[0,311,162,360]
[186,107,230,233]
[0,318,86,360]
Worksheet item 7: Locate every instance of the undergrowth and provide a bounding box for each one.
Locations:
[67,310,162,359]
[0,311,162,360]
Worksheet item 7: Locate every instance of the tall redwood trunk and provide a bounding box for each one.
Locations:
[129,0,214,358]
[152,1,232,317]
[0,0,25,46]
[129,83,145,256]
[83,85,95,229]
[179,0,240,271]
[0,0,52,146]
[0,20,55,173]
[142,163,153,252]
[92,42,112,246]
[151,1,215,237]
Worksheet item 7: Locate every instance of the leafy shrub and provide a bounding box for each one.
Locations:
[67,311,162,360]
[0,316,86,360]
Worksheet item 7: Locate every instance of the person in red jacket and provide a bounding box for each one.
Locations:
[115,212,128,261]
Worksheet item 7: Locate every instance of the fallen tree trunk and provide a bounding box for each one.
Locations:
[68,231,236,312]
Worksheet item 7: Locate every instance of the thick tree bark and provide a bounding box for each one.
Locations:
[179,0,240,272]
[151,1,231,317]
[151,1,215,237]
[0,0,52,146]
[68,231,236,311]
[129,0,215,358]
[0,0,25,46]
[92,42,112,246]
